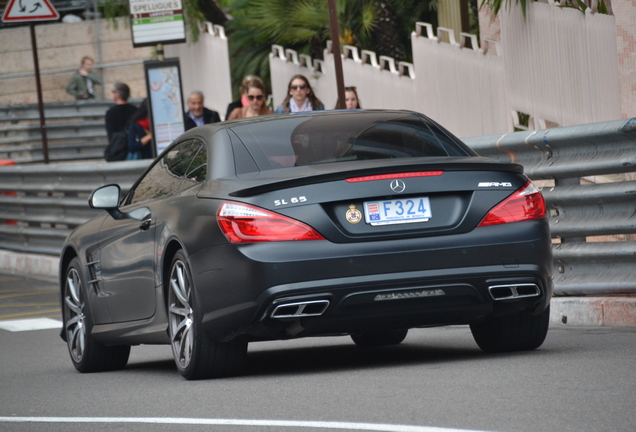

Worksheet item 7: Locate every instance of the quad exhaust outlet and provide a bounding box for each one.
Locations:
[488,283,540,300]
[270,300,330,318]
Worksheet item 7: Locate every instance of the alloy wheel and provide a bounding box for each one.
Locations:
[169,259,195,370]
[64,267,86,363]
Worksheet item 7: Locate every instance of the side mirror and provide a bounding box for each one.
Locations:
[89,184,121,218]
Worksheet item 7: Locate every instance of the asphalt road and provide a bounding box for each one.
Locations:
[1,272,635,432]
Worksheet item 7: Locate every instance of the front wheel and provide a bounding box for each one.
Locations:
[63,258,130,372]
[168,250,248,380]
[470,305,550,353]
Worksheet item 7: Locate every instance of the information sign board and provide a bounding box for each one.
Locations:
[129,0,186,47]
[144,59,185,156]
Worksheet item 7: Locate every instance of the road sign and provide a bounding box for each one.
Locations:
[2,0,60,22]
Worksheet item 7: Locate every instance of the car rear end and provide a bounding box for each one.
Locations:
[193,111,552,342]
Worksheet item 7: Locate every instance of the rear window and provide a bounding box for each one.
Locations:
[228,111,473,173]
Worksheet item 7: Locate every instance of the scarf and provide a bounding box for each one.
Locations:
[289,98,312,113]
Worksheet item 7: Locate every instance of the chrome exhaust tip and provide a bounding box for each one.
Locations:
[270,300,330,319]
[488,283,540,301]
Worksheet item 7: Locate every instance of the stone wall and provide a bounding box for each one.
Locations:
[0,18,153,105]
[478,0,636,120]
[613,0,636,119]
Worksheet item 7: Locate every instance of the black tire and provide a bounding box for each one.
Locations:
[167,250,248,380]
[470,305,550,353]
[62,258,130,373]
[351,328,408,347]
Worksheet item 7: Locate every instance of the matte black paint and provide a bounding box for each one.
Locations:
[59,110,552,348]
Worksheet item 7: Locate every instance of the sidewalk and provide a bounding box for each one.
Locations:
[1,249,634,327]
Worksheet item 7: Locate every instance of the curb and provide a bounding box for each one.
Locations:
[0,250,59,279]
[550,297,636,327]
[1,249,634,327]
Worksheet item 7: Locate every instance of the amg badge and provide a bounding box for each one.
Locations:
[478,182,513,188]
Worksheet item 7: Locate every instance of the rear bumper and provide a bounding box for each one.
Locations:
[188,220,552,340]
[247,264,551,339]
[189,220,553,339]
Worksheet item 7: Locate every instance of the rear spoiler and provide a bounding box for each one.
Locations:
[227,159,523,198]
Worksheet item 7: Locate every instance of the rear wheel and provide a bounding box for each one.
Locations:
[351,329,408,347]
[168,250,248,380]
[63,258,130,372]
[470,305,550,353]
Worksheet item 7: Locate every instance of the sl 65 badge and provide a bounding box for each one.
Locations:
[346,204,362,224]
[274,196,307,206]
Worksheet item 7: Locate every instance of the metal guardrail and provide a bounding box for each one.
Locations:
[0,99,144,122]
[0,160,151,255]
[0,140,107,163]
[464,118,636,296]
[0,118,635,295]
[463,118,636,179]
[0,100,114,122]
[552,242,636,295]
[0,99,142,163]
[0,121,106,145]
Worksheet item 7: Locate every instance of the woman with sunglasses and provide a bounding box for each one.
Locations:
[228,80,273,119]
[274,74,324,114]
[225,75,265,120]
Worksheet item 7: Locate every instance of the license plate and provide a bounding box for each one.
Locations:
[364,197,432,226]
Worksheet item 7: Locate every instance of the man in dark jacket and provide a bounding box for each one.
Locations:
[184,91,221,131]
[105,82,138,142]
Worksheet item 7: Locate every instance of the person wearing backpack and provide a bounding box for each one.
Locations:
[104,83,138,161]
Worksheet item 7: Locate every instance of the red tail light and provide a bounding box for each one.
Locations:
[217,202,325,243]
[346,171,444,183]
[478,181,546,227]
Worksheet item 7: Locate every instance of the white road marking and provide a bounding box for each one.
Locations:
[0,417,492,432]
[0,318,62,332]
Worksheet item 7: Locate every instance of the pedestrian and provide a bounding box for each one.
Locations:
[274,74,324,114]
[225,75,265,120]
[184,91,221,131]
[105,83,138,142]
[66,56,102,100]
[334,86,361,109]
[127,98,153,160]
[228,80,273,119]
[103,83,138,161]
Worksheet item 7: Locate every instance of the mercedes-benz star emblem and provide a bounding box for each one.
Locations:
[390,179,406,193]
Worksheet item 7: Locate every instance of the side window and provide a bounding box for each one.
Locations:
[184,143,207,182]
[128,139,207,205]
[165,140,205,178]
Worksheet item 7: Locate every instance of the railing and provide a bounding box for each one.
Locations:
[0,160,151,255]
[1,118,635,295]
[0,99,143,163]
[463,117,636,295]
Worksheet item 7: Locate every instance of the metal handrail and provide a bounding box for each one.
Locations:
[463,118,636,179]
